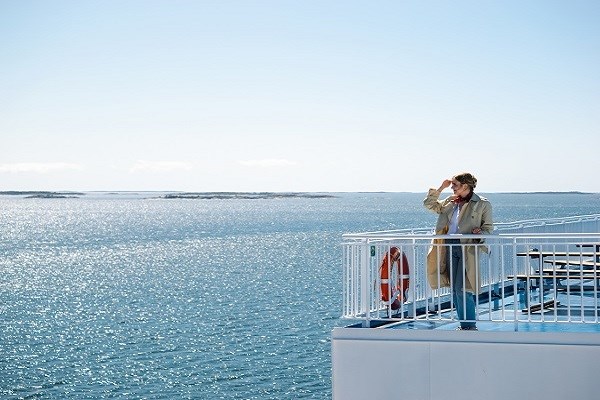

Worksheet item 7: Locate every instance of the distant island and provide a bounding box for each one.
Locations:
[160,192,336,200]
[0,191,84,198]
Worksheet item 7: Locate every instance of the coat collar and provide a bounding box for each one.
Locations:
[447,192,481,205]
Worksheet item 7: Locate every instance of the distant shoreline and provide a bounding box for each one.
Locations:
[0,190,597,199]
[0,191,337,199]
[0,191,85,198]
[160,192,337,199]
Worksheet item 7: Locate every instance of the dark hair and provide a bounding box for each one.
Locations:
[454,172,477,190]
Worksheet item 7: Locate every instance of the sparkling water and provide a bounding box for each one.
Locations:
[1,192,599,399]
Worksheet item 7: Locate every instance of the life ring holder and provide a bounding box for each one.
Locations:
[379,246,410,310]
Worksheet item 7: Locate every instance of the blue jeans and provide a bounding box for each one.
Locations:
[446,239,476,329]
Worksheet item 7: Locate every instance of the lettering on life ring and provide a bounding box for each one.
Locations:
[379,247,410,310]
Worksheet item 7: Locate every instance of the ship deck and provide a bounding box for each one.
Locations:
[334,215,600,399]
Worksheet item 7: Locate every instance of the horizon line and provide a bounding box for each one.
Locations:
[1,190,598,195]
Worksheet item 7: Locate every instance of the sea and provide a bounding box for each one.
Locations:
[1,192,599,399]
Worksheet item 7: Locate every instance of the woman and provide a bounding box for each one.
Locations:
[423,172,493,330]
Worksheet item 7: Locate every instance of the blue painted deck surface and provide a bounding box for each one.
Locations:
[385,289,600,333]
[391,320,600,333]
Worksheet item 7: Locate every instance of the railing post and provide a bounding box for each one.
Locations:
[361,239,371,328]
[513,237,519,332]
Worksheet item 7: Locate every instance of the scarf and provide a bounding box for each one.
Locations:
[453,190,473,204]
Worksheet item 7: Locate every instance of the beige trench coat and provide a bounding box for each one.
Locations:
[423,188,493,294]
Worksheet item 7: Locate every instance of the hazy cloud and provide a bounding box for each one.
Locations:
[238,159,297,168]
[128,160,195,173]
[0,162,82,173]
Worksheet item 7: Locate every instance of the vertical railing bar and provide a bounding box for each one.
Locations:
[401,242,407,321]
[397,243,403,320]
[579,243,584,323]
[350,244,354,317]
[407,242,413,320]
[474,242,480,326]
[501,243,506,322]
[555,241,561,322]
[424,240,431,320]
[487,243,492,322]
[352,243,356,318]
[342,245,346,317]
[345,244,349,317]
[460,241,478,321]
[410,240,420,322]
[437,242,443,321]
[410,241,417,321]
[523,240,530,325]
[347,243,352,317]
[592,242,600,323]
[449,241,454,325]
[551,242,558,322]
[463,242,467,326]
[361,239,370,327]
[539,244,545,323]
[354,243,358,317]
[379,245,384,320]
[346,244,351,317]
[354,243,359,317]
[513,238,519,331]
[385,243,390,319]
[433,242,439,320]
[395,243,401,320]
[567,243,572,323]
[414,241,419,321]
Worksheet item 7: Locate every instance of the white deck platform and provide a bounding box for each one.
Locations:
[332,325,600,400]
[333,214,600,400]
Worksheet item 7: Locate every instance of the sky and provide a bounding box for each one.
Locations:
[1,0,599,192]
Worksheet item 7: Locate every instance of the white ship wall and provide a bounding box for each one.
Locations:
[332,328,600,400]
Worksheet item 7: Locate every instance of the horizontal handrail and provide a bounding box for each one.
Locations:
[343,214,600,239]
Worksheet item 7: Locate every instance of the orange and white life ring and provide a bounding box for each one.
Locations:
[379,247,410,310]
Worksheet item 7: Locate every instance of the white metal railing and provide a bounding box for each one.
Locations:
[342,214,600,327]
